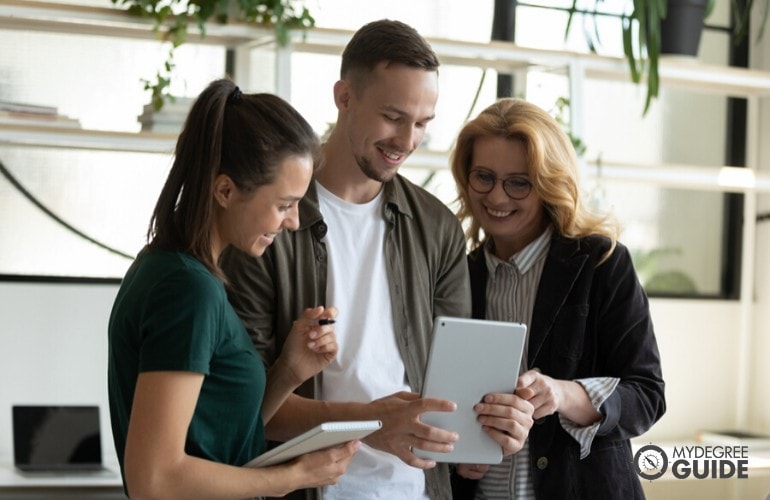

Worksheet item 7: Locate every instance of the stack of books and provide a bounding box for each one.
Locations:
[137,98,192,134]
[0,101,81,128]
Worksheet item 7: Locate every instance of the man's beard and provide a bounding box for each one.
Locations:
[355,154,399,183]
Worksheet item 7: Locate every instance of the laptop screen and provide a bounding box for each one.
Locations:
[12,405,103,471]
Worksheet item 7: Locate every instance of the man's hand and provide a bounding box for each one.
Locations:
[363,391,458,469]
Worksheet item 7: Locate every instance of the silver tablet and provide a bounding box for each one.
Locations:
[414,316,527,464]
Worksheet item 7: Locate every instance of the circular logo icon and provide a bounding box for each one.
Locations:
[634,444,668,480]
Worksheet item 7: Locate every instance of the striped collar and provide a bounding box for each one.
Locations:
[484,225,553,277]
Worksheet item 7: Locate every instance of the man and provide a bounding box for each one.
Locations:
[220,19,530,500]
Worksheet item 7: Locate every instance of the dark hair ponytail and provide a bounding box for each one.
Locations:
[147,78,319,276]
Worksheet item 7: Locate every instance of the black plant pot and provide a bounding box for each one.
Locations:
[661,0,710,56]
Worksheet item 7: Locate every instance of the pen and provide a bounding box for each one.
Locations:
[316,318,336,326]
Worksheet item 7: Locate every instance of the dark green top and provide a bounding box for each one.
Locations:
[108,248,266,490]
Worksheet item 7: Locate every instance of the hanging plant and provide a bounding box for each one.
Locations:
[111,0,316,110]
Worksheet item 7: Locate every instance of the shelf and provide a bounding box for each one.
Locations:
[0,123,175,153]
[404,150,770,194]
[2,125,769,194]
[4,0,770,97]
[2,0,769,192]
[293,31,770,97]
[0,0,272,45]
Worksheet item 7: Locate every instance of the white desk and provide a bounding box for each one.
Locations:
[0,457,124,499]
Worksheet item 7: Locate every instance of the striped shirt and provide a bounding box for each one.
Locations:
[475,227,619,499]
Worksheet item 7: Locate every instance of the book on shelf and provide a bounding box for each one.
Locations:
[137,97,192,133]
[696,429,770,449]
[0,110,81,129]
[0,100,58,116]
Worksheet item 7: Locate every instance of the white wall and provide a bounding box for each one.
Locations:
[748,13,770,434]
[0,282,756,460]
[0,281,119,463]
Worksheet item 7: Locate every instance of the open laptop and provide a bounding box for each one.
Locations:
[12,405,113,475]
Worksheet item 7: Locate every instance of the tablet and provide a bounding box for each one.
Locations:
[244,420,382,467]
[414,316,527,464]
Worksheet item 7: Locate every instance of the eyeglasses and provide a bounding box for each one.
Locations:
[468,169,532,200]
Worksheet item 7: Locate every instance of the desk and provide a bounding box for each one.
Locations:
[0,457,124,499]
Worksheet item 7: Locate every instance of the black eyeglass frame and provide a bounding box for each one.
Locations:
[467,168,533,200]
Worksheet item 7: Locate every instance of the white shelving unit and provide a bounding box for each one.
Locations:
[1,0,768,428]
[2,0,769,187]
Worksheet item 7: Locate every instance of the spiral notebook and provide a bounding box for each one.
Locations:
[245,420,382,467]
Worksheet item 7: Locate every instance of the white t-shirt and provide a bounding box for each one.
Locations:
[317,181,428,500]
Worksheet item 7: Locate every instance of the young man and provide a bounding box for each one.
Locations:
[220,20,531,500]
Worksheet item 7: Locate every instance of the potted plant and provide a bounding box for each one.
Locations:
[111,0,315,110]
[731,0,769,43]
[567,0,769,115]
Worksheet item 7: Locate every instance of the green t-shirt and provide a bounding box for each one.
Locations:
[108,248,266,478]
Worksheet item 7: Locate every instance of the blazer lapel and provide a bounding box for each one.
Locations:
[528,236,588,365]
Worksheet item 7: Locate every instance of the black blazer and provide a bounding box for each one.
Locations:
[455,234,666,499]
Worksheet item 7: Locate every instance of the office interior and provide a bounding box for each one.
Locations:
[1,0,769,498]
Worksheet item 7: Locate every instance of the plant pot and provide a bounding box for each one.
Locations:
[661,0,709,56]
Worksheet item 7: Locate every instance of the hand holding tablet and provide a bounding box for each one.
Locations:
[245,420,382,467]
[414,316,527,464]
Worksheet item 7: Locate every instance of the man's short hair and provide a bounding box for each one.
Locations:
[340,19,439,90]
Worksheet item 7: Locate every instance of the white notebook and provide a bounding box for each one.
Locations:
[245,420,382,467]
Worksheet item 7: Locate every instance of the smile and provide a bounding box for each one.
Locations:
[378,146,405,163]
[486,207,513,218]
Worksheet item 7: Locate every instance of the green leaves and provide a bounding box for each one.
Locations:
[113,0,315,110]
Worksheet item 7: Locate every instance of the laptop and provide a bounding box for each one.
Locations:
[12,405,112,474]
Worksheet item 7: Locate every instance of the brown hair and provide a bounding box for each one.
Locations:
[147,78,319,276]
[341,19,439,92]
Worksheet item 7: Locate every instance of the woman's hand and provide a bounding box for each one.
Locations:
[275,306,339,387]
[516,369,601,426]
[473,392,533,456]
[281,440,360,492]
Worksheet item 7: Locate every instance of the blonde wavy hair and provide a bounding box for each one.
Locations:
[451,98,619,261]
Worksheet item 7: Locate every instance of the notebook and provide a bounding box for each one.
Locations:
[12,405,111,473]
[414,316,527,464]
[245,420,382,467]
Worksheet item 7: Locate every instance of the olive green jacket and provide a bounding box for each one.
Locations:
[220,174,471,500]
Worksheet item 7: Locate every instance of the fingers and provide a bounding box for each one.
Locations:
[456,463,489,480]
[364,392,457,469]
[295,306,338,352]
[331,440,361,462]
[475,393,534,456]
[295,440,361,488]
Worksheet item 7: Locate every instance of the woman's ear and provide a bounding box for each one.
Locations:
[213,174,235,208]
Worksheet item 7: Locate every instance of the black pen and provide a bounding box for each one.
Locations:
[316,318,336,326]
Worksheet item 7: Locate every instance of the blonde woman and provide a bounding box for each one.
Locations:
[450,98,665,499]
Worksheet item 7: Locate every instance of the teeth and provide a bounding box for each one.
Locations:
[381,149,402,161]
[487,208,512,218]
